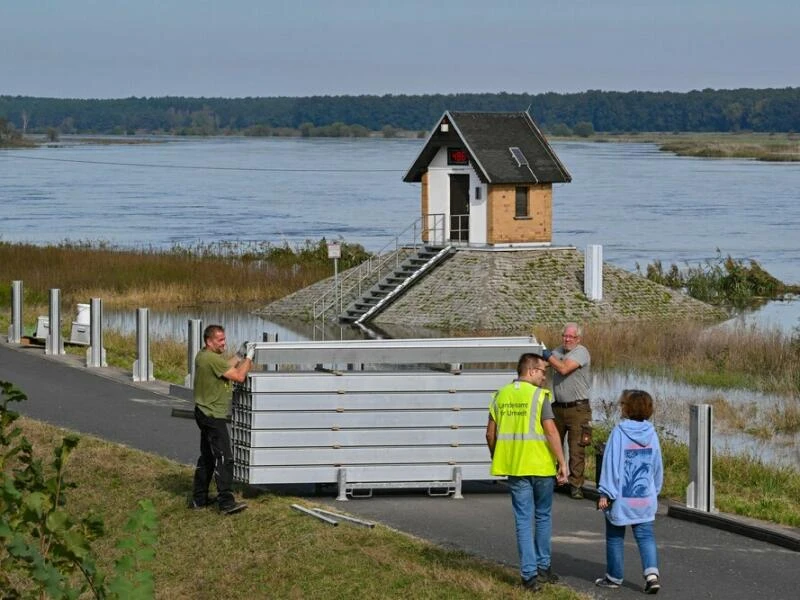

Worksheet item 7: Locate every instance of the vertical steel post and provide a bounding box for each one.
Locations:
[185,319,203,387]
[686,404,715,512]
[86,298,106,367]
[9,280,23,343]
[45,288,64,355]
[262,332,278,371]
[452,466,463,500]
[337,468,349,501]
[132,308,153,382]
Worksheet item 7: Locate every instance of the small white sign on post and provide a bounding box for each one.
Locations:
[327,241,342,307]
[327,241,341,260]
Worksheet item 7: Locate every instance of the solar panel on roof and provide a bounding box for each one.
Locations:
[509,146,528,167]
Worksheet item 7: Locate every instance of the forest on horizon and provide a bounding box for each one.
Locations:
[1,87,799,138]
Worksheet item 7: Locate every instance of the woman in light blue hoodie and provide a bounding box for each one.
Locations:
[595,389,663,594]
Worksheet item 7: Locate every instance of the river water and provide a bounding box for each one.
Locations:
[2,137,799,466]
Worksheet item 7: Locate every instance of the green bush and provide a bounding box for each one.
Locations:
[641,251,800,308]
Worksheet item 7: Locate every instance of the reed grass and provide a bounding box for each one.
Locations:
[536,320,800,399]
[584,132,800,162]
[11,417,584,600]
[0,239,369,309]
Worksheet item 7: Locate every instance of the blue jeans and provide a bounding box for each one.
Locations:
[507,475,555,580]
[605,518,659,583]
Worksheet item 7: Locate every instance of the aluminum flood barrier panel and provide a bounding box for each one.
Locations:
[232,336,543,498]
[247,335,539,368]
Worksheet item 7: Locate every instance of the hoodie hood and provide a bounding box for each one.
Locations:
[618,419,656,447]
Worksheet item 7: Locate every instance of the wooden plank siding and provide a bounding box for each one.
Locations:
[487,183,552,244]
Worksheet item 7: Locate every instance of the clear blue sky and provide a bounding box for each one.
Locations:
[2,0,798,99]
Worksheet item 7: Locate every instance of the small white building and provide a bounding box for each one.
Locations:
[404,111,571,247]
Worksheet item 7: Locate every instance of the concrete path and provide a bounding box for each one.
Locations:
[1,342,798,600]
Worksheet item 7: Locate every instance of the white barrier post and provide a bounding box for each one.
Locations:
[132,308,154,382]
[185,319,203,387]
[9,280,23,343]
[86,298,107,367]
[45,288,64,355]
[686,404,715,512]
[584,244,603,301]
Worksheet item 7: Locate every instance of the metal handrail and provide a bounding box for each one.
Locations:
[312,214,445,322]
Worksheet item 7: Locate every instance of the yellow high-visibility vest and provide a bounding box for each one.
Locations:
[489,381,556,476]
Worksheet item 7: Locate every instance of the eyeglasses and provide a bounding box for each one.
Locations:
[562,334,578,339]
[531,367,548,374]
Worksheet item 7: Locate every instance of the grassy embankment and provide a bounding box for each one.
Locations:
[581,131,800,162]
[1,242,799,526]
[7,417,582,600]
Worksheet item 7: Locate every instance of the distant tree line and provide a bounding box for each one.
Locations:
[1,87,799,136]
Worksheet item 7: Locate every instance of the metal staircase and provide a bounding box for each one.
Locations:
[340,245,454,325]
[312,214,447,330]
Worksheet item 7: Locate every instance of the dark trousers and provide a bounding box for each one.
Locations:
[192,406,235,507]
[553,402,592,488]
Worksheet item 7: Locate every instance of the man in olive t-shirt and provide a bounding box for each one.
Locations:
[190,324,254,514]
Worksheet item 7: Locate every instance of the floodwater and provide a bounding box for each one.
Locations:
[4,136,799,466]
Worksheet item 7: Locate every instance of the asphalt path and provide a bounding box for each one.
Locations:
[2,342,798,599]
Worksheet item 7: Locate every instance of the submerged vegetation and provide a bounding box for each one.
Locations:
[640,251,800,308]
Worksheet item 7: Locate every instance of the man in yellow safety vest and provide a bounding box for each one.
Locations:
[486,353,569,593]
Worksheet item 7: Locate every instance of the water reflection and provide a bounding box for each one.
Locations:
[721,296,800,333]
[103,308,358,348]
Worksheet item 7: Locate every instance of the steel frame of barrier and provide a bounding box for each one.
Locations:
[232,336,543,499]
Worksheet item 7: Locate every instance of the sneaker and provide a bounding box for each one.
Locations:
[570,486,584,499]
[595,576,620,589]
[645,574,660,594]
[219,501,248,515]
[537,567,559,584]
[521,576,541,592]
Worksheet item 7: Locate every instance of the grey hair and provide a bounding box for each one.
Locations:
[563,322,582,336]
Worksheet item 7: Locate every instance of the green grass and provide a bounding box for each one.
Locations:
[10,418,585,600]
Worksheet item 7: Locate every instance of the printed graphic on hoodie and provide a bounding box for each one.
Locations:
[622,447,653,498]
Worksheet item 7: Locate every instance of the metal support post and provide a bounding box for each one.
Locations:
[9,280,23,344]
[45,288,64,355]
[452,466,463,499]
[336,468,348,501]
[132,308,154,382]
[86,298,106,367]
[185,319,203,387]
[686,404,715,512]
[262,332,278,371]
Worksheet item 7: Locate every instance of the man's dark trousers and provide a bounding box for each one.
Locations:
[192,406,235,508]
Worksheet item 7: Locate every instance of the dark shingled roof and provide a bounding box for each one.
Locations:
[403,111,571,184]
